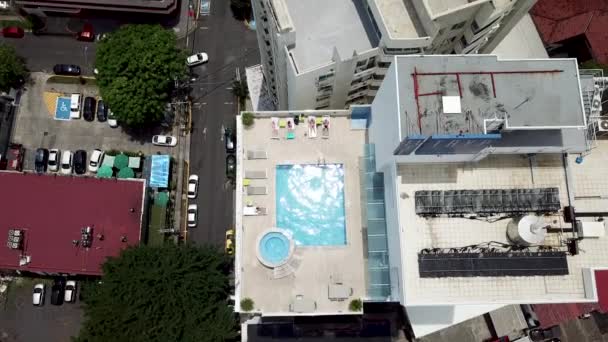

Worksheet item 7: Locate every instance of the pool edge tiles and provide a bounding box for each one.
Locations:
[275,164,347,246]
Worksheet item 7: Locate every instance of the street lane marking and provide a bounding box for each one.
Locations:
[226,87,233,90]
[199,27,209,30]
[224,102,234,105]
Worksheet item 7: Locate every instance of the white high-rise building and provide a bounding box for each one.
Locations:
[252,0,538,110]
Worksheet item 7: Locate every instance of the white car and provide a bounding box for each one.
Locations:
[187,52,209,67]
[33,283,45,306]
[89,149,104,173]
[187,204,198,228]
[60,150,73,175]
[187,175,199,199]
[48,149,60,172]
[152,135,177,147]
[64,280,76,302]
[107,110,118,128]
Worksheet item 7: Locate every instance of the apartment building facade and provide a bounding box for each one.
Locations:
[252,0,537,110]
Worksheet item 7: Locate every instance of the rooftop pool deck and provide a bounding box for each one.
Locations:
[238,115,367,314]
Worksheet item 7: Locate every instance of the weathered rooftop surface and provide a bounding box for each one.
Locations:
[373,0,427,38]
[396,55,586,136]
[283,0,379,72]
[425,0,473,15]
[237,113,367,314]
[398,143,608,305]
[0,172,145,275]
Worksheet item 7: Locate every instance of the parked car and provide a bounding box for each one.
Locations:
[48,149,60,172]
[187,175,199,199]
[83,97,96,121]
[187,204,198,228]
[34,148,49,173]
[224,128,236,153]
[225,229,234,255]
[107,110,118,128]
[53,64,81,76]
[74,150,87,174]
[88,149,104,173]
[70,93,81,119]
[187,52,209,67]
[2,26,24,38]
[60,150,73,174]
[32,283,45,306]
[50,279,65,305]
[64,280,77,303]
[152,135,177,147]
[96,100,107,122]
[226,155,236,179]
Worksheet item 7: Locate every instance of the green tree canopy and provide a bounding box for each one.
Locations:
[75,245,237,342]
[95,25,185,127]
[0,43,27,92]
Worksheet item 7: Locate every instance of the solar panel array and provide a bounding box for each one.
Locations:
[415,188,561,216]
[418,251,569,278]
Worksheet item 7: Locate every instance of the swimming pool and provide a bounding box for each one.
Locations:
[257,229,293,267]
[276,164,346,246]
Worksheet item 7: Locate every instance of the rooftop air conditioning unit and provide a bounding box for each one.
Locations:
[598,119,608,132]
[591,92,602,114]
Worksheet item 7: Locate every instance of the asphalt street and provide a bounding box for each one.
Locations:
[1,35,97,75]
[186,3,259,245]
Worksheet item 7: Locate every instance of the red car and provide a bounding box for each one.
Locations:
[2,26,24,38]
[77,23,94,42]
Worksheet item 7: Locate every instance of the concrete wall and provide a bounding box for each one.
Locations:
[368,62,401,170]
[481,0,537,53]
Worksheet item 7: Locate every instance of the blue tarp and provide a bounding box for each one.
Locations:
[149,155,170,188]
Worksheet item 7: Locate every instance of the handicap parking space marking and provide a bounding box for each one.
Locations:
[54,97,72,121]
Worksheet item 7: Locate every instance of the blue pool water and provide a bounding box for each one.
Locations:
[276,164,346,246]
[259,231,290,265]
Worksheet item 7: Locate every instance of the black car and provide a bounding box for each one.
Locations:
[96,100,107,122]
[224,128,236,154]
[50,279,65,305]
[226,155,236,179]
[74,150,87,174]
[83,97,96,121]
[53,64,81,76]
[34,148,49,173]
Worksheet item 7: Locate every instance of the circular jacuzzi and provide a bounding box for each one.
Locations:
[256,229,294,268]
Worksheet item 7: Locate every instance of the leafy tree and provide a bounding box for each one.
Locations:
[231,79,249,108]
[75,245,237,342]
[0,43,26,92]
[95,25,186,127]
[580,60,608,75]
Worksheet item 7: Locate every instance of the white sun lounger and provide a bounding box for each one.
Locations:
[308,116,317,138]
[244,170,267,179]
[247,150,268,160]
[247,186,268,195]
[271,117,280,139]
[322,116,330,139]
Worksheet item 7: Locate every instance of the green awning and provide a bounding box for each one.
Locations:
[114,153,129,169]
[154,191,170,207]
[117,167,135,179]
[97,165,113,178]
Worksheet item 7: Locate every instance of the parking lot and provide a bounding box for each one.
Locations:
[0,278,83,342]
[13,72,178,172]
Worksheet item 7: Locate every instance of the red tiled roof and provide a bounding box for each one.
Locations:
[596,270,608,312]
[533,303,599,329]
[0,172,145,275]
[533,270,608,328]
[531,0,608,64]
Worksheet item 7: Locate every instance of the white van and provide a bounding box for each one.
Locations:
[70,93,81,119]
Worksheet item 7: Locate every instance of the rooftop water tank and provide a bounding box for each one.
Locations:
[507,215,548,246]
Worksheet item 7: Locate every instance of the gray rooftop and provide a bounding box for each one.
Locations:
[425,0,472,15]
[373,0,426,39]
[285,0,379,72]
[395,55,586,136]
